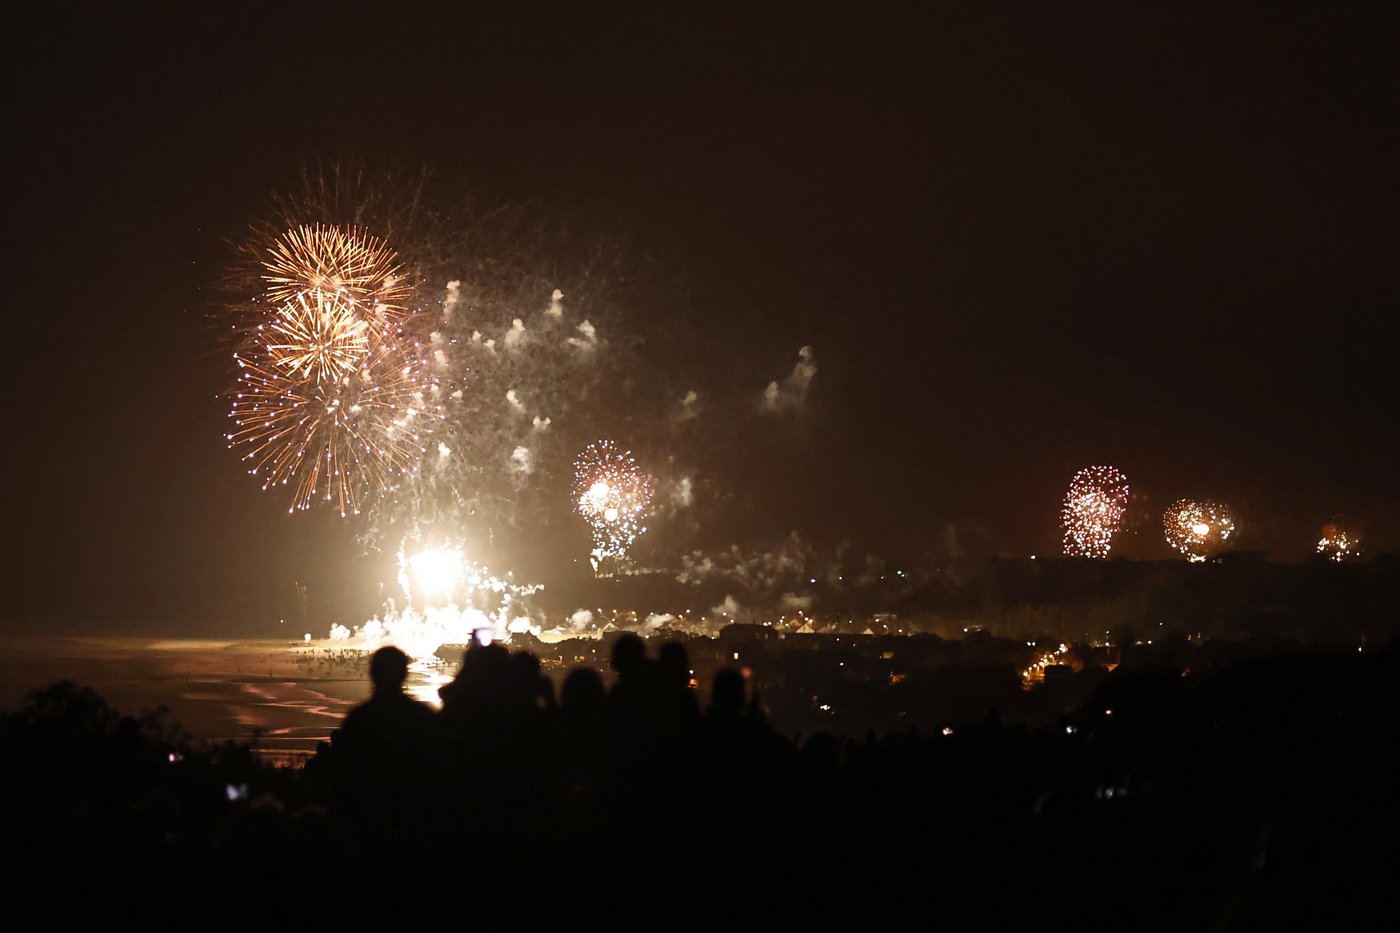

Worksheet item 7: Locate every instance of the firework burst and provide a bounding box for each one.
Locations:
[1316,522,1360,562]
[227,328,440,516]
[265,289,372,382]
[1060,466,1130,558]
[1163,498,1235,561]
[572,440,653,572]
[261,224,412,326]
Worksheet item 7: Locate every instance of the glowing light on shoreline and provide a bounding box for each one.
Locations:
[1164,498,1235,561]
[324,541,545,658]
[572,440,653,573]
[1061,466,1130,558]
[403,545,465,602]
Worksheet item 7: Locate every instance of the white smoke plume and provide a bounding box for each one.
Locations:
[568,320,597,351]
[547,288,564,318]
[443,280,461,320]
[506,388,525,412]
[711,594,742,620]
[673,389,700,423]
[510,446,534,475]
[675,532,821,592]
[504,318,527,349]
[569,609,594,630]
[762,345,817,413]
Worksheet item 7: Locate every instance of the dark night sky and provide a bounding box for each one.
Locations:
[3,2,1396,635]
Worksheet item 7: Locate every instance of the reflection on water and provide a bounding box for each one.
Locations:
[0,635,440,765]
[406,659,453,709]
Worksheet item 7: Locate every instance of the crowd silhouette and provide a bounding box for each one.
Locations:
[4,630,1399,929]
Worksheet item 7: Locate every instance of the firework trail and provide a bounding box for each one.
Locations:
[572,439,654,572]
[1163,498,1235,561]
[1060,466,1130,558]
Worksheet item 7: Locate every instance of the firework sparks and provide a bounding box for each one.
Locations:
[227,329,440,516]
[1163,498,1235,561]
[265,289,371,382]
[572,440,653,572]
[326,540,545,662]
[1316,522,1359,562]
[262,224,411,326]
[1061,466,1130,558]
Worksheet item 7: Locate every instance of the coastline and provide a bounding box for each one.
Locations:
[0,635,377,759]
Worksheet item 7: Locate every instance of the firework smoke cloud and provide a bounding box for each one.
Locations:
[762,345,817,413]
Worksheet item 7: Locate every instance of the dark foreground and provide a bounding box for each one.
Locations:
[5,634,1398,931]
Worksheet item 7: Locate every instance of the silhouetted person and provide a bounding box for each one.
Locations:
[322,645,438,866]
[700,666,793,810]
[656,639,702,728]
[551,666,610,844]
[436,636,558,867]
[605,631,653,721]
[561,664,607,714]
[331,646,437,770]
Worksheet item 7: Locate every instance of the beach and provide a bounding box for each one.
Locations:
[0,635,410,763]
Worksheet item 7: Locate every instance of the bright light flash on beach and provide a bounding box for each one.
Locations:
[409,546,463,599]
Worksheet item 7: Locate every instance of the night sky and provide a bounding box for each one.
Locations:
[4,2,1396,635]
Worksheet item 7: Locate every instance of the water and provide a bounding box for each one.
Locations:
[0,635,424,764]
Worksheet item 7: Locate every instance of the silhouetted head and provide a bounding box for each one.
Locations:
[709,667,747,717]
[800,731,841,770]
[658,641,690,684]
[369,646,411,693]
[610,632,647,677]
[561,666,606,713]
[507,650,550,707]
[455,641,511,689]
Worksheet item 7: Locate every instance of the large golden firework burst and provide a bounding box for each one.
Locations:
[261,224,412,326]
[264,289,372,382]
[227,329,441,517]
